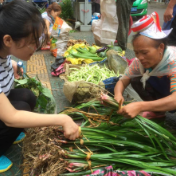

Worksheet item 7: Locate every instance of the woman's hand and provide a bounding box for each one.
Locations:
[114,93,124,105]
[62,115,80,140]
[164,6,173,22]
[11,60,23,79]
[117,102,142,118]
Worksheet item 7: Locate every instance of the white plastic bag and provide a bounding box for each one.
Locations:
[51,21,72,38]
[124,84,143,102]
[92,0,118,45]
[50,18,72,57]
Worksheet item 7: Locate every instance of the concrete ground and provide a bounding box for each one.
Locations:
[0,2,167,176]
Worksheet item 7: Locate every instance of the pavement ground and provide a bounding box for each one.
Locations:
[0,2,167,176]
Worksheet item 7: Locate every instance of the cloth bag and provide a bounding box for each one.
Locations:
[92,0,118,45]
[50,17,72,57]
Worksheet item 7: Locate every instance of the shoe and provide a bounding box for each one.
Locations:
[0,155,13,173]
[141,111,165,119]
[13,132,26,144]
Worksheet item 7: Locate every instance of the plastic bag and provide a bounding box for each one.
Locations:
[50,17,72,57]
[63,81,103,103]
[122,46,176,88]
[106,50,128,74]
[92,0,118,45]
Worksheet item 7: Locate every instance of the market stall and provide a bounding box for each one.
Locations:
[15,35,176,176]
[6,2,174,175]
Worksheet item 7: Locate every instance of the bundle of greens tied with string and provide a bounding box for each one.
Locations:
[22,93,176,176]
[14,74,56,114]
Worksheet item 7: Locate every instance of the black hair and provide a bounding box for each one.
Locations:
[132,32,167,50]
[0,0,47,49]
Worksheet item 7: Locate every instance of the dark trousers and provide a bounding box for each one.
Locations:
[116,0,133,50]
[130,77,169,101]
[167,14,176,46]
[0,88,36,156]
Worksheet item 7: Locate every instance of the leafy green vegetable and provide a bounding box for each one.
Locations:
[107,42,123,52]
[68,47,104,61]
[14,74,56,114]
[88,46,97,54]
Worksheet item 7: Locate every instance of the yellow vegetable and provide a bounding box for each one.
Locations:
[64,51,70,57]
[72,43,85,49]
[92,45,101,50]
[67,46,73,51]
[122,51,125,56]
[66,58,94,65]
[117,50,125,57]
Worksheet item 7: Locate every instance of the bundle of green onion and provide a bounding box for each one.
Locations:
[22,96,176,176]
[60,98,176,176]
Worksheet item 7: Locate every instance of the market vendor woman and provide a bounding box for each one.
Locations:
[41,2,62,50]
[115,12,176,119]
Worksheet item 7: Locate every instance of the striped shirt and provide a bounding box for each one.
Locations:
[0,56,14,96]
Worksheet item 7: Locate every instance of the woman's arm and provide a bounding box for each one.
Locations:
[118,92,176,118]
[141,92,176,112]
[114,78,130,103]
[0,93,79,140]
[164,0,176,22]
[44,19,51,36]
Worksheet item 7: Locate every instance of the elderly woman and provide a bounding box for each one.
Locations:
[41,2,62,50]
[114,12,176,119]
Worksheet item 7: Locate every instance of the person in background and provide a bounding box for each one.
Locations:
[92,0,100,14]
[115,0,135,51]
[163,0,176,46]
[0,0,79,173]
[41,2,62,50]
[114,12,176,119]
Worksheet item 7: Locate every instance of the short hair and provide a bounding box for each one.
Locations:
[46,2,62,15]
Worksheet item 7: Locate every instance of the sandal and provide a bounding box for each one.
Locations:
[13,132,26,144]
[0,155,13,173]
[41,45,50,50]
[141,111,165,119]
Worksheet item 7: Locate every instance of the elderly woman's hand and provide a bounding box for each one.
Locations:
[117,102,143,118]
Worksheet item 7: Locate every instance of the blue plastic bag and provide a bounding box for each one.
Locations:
[102,76,120,94]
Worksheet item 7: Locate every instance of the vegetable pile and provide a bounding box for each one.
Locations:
[22,95,176,176]
[15,75,56,114]
[64,43,103,62]
[67,64,118,84]
[64,42,126,65]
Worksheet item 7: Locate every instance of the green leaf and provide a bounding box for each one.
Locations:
[14,78,28,85]
[42,88,54,99]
